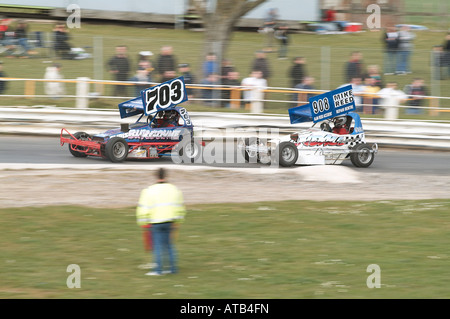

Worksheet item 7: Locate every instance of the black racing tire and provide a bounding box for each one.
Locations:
[350,143,375,168]
[243,137,260,163]
[105,137,129,163]
[276,141,298,167]
[68,131,91,158]
[177,139,202,163]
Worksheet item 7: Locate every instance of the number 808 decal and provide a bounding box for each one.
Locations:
[142,76,188,115]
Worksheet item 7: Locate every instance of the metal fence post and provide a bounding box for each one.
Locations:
[430,50,440,116]
[321,46,331,90]
[76,77,90,108]
[93,36,104,95]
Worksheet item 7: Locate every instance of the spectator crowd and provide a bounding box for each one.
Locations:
[0,15,447,119]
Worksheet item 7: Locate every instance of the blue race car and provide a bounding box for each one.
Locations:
[61,77,202,163]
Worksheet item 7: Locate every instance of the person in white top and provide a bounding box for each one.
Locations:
[241,70,267,112]
[44,63,65,98]
[377,82,407,120]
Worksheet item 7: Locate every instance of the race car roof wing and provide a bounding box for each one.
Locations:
[118,76,188,119]
[118,96,144,119]
[288,104,313,124]
[288,84,356,124]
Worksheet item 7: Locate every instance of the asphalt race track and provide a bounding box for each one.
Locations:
[1,135,450,176]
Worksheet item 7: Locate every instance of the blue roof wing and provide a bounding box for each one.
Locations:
[288,104,313,124]
[118,96,144,119]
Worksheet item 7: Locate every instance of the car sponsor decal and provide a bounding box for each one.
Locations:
[115,129,183,140]
[308,85,356,123]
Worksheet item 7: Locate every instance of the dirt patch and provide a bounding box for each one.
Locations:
[1,166,449,208]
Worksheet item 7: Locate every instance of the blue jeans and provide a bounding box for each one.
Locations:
[397,50,411,73]
[151,222,177,274]
[384,51,397,74]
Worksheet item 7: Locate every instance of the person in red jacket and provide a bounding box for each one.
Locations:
[332,116,349,135]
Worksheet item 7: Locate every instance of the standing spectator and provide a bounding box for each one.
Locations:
[200,73,220,106]
[129,66,151,96]
[251,50,271,82]
[382,27,399,75]
[361,77,381,114]
[137,51,154,75]
[202,52,219,78]
[0,18,15,56]
[274,23,289,59]
[136,168,186,276]
[0,61,7,94]
[44,63,65,98]
[260,8,278,52]
[442,33,450,79]
[289,56,307,88]
[53,23,73,59]
[178,63,196,100]
[377,82,407,120]
[404,78,428,115]
[396,25,415,74]
[363,65,384,88]
[221,70,240,108]
[323,7,336,22]
[432,45,446,80]
[344,51,363,83]
[108,45,131,96]
[241,70,267,111]
[156,46,177,82]
[294,76,315,103]
[220,58,235,81]
[340,77,365,112]
[161,70,177,83]
[14,20,30,58]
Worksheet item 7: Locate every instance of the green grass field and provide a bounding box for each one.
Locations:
[2,199,450,299]
[0,17,449,119]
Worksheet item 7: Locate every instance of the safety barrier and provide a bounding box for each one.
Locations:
[1,77,449,117]
[1,105,450,150]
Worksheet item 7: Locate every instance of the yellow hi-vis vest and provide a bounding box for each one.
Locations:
[136,183,185,226]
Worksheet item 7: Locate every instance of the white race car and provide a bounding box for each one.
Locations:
[241,107,378,168]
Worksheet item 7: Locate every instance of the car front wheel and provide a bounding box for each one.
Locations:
[350,143,375,168]
[105,137,129,163]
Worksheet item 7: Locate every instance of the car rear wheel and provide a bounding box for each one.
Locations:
[69,131,91,158]
[276,142,298,167]
[105,137,129,163]
[243,137,260,163]
[177,140,201,163]
[350,143,375,168]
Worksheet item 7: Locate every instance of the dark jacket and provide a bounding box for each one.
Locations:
[345,60,363,83]
[0,70,7,94]
[289,64,306,87]
[108,56,131,81]
[252,58,271,79]
[156,55,177,75]
[384,31,399,51]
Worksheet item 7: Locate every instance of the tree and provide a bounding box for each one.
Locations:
[192,0,268,61]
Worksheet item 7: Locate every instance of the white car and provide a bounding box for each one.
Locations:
[241,110,378,168]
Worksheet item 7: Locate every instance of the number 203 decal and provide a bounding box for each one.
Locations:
[143,78,186,114]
